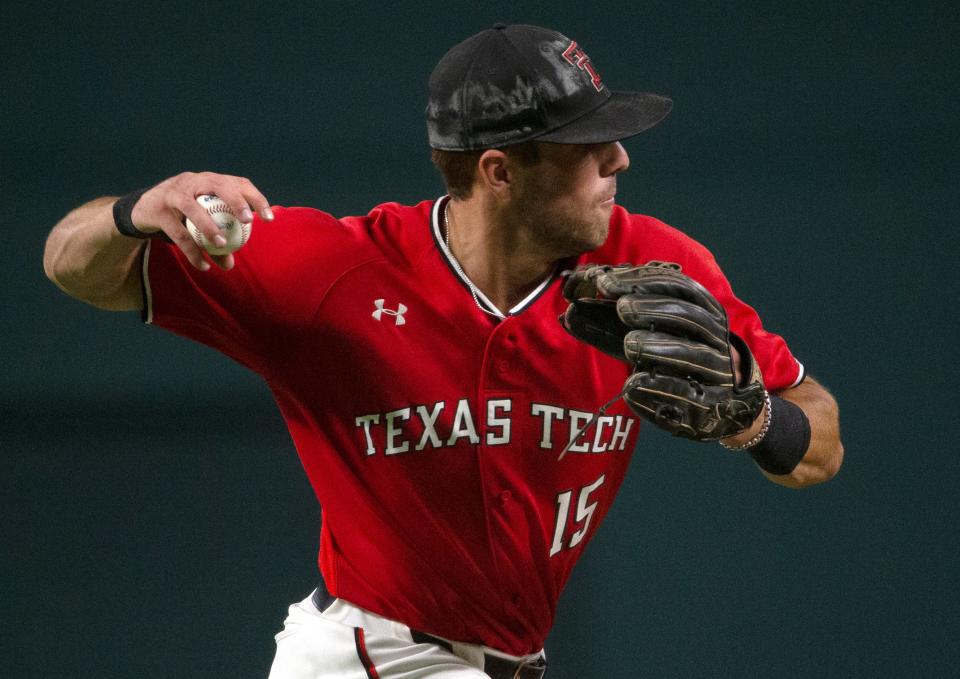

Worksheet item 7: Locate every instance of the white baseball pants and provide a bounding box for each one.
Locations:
[268,591,545,679]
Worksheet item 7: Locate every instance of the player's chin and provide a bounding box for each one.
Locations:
[587,225,610,250]
[565,223,610,255]
[591,209,612,241]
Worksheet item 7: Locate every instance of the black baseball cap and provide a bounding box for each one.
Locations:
[426,23,673,151]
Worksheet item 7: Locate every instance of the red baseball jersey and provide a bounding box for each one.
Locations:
[142,198,803,655]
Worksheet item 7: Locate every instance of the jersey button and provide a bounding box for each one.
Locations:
[499,490,512,505]
[497,360,510,374]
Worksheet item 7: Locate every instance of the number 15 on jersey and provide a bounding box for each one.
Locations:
[549,474,606,557]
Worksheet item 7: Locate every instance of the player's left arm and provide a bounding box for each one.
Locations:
[724,373,843,489]
[689,246,843,489]
[767,376,843,488]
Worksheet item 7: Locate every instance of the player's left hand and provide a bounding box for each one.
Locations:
[560,261,766,441]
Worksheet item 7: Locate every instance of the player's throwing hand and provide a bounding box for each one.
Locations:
[129,172,273,271]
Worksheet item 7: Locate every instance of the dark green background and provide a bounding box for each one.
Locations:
[2,1,956,677]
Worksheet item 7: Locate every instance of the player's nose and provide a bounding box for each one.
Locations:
[602,142,630,176]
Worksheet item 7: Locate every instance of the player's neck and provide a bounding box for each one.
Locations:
[446,198,559,312]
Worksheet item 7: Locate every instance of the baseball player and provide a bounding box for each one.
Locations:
[44,24,843,679]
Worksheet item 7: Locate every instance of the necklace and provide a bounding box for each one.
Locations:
[444,201,505,319]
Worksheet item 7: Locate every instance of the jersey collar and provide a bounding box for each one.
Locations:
[430,196,558,319]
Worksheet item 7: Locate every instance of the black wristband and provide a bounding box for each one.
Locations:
[113,188,171,242]
[748,395,811,475]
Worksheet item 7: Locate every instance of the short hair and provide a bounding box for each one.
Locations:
[430,142,542,199]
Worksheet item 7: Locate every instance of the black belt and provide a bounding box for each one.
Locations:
[311,584,548,679]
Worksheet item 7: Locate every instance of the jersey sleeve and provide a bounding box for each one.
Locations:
[613,212,805,392]
[680,244,805,391]
[141,206,363,378]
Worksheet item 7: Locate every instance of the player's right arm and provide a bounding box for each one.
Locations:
[43,172,272,311]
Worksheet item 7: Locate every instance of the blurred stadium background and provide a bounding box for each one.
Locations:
[2,1,956,677]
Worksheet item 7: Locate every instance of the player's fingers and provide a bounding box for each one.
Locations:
[204,181,255,225]
[729,341,743,383]
[624,329,733,385]
[176,195,228,249]
[236,176,273,221]
[158,212,211,271]
[210,252,235,270]
[202,174,271,223]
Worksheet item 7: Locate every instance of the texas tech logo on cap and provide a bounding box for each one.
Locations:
[561,41,604,92]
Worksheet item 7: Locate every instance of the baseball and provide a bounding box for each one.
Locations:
[185,194,251,255]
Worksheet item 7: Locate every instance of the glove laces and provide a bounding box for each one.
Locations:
[558,384,630,460]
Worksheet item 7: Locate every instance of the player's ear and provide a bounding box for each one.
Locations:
[476,150,511,196]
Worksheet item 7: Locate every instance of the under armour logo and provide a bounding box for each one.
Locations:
[372,299,407,325]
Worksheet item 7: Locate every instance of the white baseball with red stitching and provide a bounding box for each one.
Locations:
[185,194,251,255]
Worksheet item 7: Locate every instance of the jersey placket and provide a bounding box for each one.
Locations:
[475,316,538,640]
